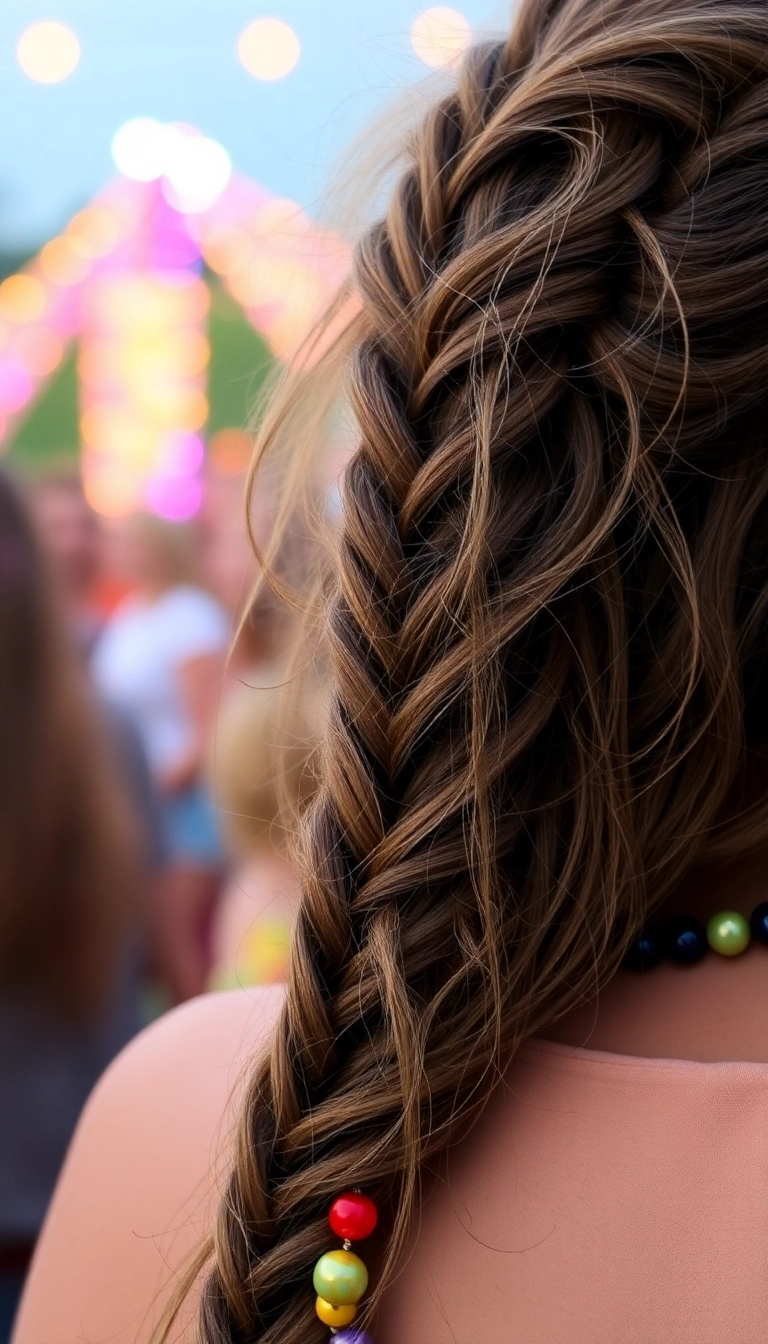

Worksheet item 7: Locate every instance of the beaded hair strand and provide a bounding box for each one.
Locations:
[158,2,768,1342]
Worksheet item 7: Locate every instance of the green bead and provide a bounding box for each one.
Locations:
[312,1250,368,1306]
[706,910,751,957]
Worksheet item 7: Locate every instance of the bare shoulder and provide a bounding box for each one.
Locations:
[13,987,283,1344]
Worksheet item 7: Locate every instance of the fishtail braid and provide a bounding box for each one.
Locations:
[186,2,768,1342]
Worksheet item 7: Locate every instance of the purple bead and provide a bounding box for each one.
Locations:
[333,1332,374,1344]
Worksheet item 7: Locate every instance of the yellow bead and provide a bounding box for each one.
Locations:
[315,1297,357,1328]
[313,1249,368,1305]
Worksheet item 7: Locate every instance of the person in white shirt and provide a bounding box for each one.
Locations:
[93,514,229,1003]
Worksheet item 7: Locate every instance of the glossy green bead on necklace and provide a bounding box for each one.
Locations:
[705,910,750,956]
[623,902,768,971]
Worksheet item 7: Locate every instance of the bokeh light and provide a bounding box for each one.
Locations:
[161,129,232,213]
[112,120,232,213]
[83,463,141,518]
[66,207,122,259]
[203,225,252,277]
[111,118,168,182]
[145,474,203,521]
[177,331,211,377]
[16,20,80,84]
[209,427,252,477]
[0,359,34,414]
[14,327,64,377]
[237,18,300,81]
[136,382,209,431]
[159,431,205,476]
[81,271,209,517]
[0,274,47,324]
[410,7,471,68]
[252,196,307,238]
[39,236,91,286]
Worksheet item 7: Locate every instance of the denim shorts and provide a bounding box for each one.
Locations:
[161,783,223,866]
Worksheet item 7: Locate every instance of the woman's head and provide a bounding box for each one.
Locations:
[183,2,768,1340]
[214,666,318,858]
[0,471,138,1017]
[116,511,202,595]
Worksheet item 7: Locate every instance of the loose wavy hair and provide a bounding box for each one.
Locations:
[173,0,768,1339]
[0,471,139,1017]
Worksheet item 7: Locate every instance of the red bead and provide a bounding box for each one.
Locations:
[328,1192,378,1241]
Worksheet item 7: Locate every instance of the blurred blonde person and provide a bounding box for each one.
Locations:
[208,662,316,991]
[93,514,229,1003]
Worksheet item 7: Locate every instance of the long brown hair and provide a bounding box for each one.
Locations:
[0,471,138,1017]
[186,0,768,1339]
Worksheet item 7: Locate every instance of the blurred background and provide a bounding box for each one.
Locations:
[0,2,507,1333]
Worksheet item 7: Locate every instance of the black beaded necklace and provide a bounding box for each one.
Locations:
[624,902,768,971]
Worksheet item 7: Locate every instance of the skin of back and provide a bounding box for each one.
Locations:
[12,989,283,1344]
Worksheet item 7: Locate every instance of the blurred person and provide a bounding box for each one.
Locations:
[208,665,318,991]
[200,465,254,612]
[203,466,325,993]
[27,471,106,654]
[0,472,143,1342]
[92,513,229,1002]
[27,472,170,977]
[201,457,290,673]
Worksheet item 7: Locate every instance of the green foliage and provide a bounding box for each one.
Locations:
[6,346,79,469]
[207,281,273,435]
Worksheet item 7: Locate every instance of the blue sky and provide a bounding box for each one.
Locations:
[0,0,512,249]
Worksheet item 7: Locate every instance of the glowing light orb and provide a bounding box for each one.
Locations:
[83,465,139,518]
[111,118,168,182]
[237,18,300,81]
[252,196,306,238]
[0,274,47,324]
[410,7,471,68]
[160,431,205,476]
[209,427,252,476]
[79,404,115,451]
[177,331,210,377]
[39,236,91,286]
[113,119,232,212]
[0,359,34,414]
[146,474,203,521]
[134,382,208,431]
[202,225,252,277]
[16,20,80,83]
[14,327,64,377]
[162,129,232,213]
[66,207,122,259]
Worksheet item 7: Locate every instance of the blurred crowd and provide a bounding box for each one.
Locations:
[0,460,318,1337]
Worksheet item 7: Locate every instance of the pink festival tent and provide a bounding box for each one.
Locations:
[0,164,350,517]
